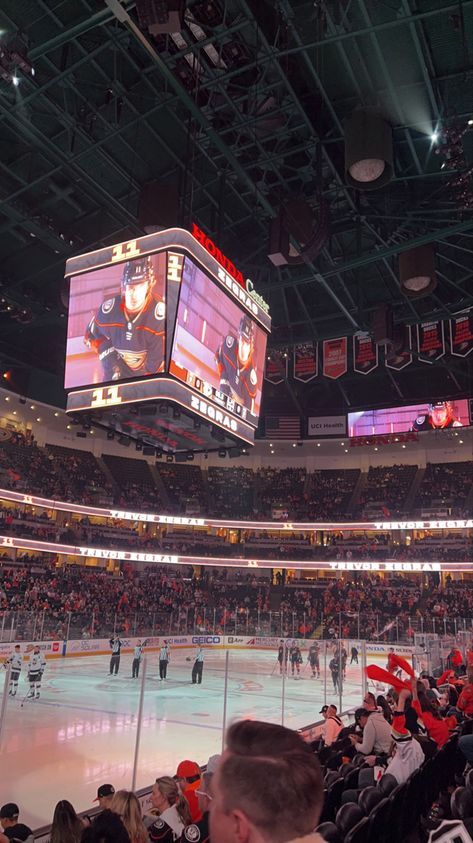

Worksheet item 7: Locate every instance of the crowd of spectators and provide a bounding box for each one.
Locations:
[0,436,472,523]
[2,557,473,643]
[418,461,473,516]
[358,463,418,517]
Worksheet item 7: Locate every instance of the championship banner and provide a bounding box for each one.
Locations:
[417,320,445,364]
[293,342,318,382]
[450,309,473,357]
[353,333,378,375]
[264,349,287,384]
[385,326,412,371]
[323,337,347,379]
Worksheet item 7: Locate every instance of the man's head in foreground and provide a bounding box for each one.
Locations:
[209,720,323,843]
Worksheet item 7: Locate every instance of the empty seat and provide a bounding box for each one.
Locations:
[314,821,342,843]
[378,773,398,796]
[358,785,383,815]
[343,817,370,843]
[335,802,364,836]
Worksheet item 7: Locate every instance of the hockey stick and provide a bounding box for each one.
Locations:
[20,688,33,708]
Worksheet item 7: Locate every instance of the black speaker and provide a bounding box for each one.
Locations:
[372,304,394,347]
[143,445,155,456]
[138,181,179,233]
[268,211,289,267]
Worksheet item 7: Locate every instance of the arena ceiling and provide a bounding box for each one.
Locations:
[0,0,472,422]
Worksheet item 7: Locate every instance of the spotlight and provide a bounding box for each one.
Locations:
[345,110,393,190]
[218,448,227,458]
[172,407,181,419]
[107,430,115,440]
[166,454,173,463]
[431,132,439,143]
[155,448,163,459]
[399,244,437,298]
[186,452,195,461]
[135,441,143,451]
[12,74,19,87]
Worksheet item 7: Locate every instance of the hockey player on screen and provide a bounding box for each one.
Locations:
[3,644,22,696]
[411,400,463,431]
[84,257,165,382]
[215,314,258,412]
[27,646,46,699]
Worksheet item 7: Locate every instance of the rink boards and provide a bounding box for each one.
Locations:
[0,634,415,661]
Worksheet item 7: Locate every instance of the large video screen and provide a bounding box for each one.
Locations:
[169,257,267,425]
[348,398,470,437]
[65,253,167,389]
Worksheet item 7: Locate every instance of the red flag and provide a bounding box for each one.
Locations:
[437,669,455,686]
[390,654,415,679]
[365,665,411,691]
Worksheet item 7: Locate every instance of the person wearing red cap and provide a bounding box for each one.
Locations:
[176,761,202,823]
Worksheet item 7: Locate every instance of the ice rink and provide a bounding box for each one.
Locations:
[0,646,366,830]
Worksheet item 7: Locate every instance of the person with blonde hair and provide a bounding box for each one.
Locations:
[110,791,148,843]
[147,776,191,842]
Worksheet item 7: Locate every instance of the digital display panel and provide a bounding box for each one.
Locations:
[169,256,267,426]
[64,252,167,389]
[348,398,470,437]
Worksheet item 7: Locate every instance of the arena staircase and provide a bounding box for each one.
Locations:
[95,455,118,495]
[403,466,426,514]
[269,585,284,610]
[346,470,367,515]
[464,481,473,514]
[200,468,211,511]
[149,464,172,510]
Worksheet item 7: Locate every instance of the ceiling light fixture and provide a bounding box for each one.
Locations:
[345,109,393,190]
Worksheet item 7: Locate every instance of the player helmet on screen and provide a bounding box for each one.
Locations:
[121,257,155,294]
[121,257,155,314]
[428,400,460,429]
[237,315,254,364]
[239,314,254,342]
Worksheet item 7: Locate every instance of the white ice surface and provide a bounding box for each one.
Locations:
[0,648,367,830]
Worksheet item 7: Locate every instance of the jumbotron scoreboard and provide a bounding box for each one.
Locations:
[64,225,271,455]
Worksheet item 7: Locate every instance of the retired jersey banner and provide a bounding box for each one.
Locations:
[264,350,287,384]
[450,309,473,357]
[385,326,412,371]
[417,320,445,364]
[323,337,347,379]
[353,333,378,375]
[293,342,318,382]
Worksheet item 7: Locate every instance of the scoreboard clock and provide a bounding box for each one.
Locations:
[64,226,271,454]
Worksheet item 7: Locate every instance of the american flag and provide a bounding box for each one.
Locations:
[265,416,301,439]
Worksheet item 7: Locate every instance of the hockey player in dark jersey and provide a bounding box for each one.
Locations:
[290,644,303,678]
[84,257,165,382]
[215,314,258,412]
[411,401,462,431]
[307,643,320,678]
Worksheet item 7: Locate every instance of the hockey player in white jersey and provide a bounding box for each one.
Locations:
[27,646,46,699]
[3,644,23,696]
